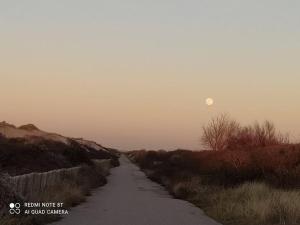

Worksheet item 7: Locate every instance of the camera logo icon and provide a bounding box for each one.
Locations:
[9,203,21,215]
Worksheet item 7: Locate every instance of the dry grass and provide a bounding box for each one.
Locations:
[0,178,87,225]
[38,181,85,207]
[0,160,112,225]
[172,179,300,225]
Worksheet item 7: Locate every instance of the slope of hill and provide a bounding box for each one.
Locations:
[0,121,119,175]
[0,121,69,144]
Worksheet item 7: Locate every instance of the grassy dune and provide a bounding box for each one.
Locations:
[129,147,300,225]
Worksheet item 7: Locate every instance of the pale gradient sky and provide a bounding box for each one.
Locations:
[1,1,300,150]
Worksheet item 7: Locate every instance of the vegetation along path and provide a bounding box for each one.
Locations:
[51,155,221,225]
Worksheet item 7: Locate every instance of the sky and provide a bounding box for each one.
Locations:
[0,0,300,150]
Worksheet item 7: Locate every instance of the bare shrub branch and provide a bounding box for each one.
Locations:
[201,114,239,150]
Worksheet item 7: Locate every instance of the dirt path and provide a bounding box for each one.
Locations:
[51,155,221,225]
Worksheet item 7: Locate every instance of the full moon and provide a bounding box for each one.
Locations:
[206,98,214,106]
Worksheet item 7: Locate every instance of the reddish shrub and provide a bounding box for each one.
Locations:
[130,144,300,188]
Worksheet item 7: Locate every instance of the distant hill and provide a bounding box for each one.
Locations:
[0,121,119,175]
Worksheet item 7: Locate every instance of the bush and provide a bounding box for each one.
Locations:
[171,177,201,199]
[130,149,300,225]
[227,121,289,150]
[201,114,289,151]
[201,114,239,151]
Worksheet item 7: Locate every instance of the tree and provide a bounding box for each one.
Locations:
[201,114,239,150]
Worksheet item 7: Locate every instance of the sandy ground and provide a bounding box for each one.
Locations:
[51,155,221,225]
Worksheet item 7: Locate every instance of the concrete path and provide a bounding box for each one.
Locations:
[51,155,221,225]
